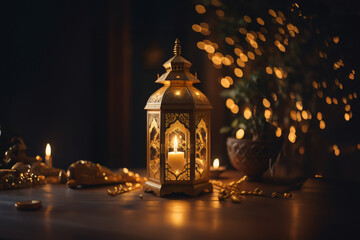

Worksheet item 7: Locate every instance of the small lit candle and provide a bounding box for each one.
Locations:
[210,158,226,178]
[45,143,52,167]
[168,136,185,174]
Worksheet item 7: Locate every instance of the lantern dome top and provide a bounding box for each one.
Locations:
[145,39,212,110]
[155,39,200,84]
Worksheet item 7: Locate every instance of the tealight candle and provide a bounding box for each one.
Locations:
[210,158,226,178]
[45,143,52,167]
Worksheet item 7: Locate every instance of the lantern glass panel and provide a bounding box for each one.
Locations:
[165,113,190,181]
[148,112,160,180]
[195,116,208,180]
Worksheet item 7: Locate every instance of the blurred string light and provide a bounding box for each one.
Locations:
[192,0,359,153]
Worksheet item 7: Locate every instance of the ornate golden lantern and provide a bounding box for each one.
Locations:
[143,39,213,197]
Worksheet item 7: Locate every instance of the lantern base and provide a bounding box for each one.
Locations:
[143,180,213,197]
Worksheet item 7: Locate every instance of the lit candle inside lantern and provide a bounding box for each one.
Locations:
[168,136,185,174]
[45,143,52,167]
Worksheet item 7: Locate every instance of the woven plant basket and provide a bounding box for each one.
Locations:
[226,137,283,179]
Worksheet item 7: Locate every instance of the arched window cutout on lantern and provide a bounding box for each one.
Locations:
[165,119,190,181]
[196,118,208,180]
[148,113,160,180]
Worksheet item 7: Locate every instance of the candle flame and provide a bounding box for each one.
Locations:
[213,158,219,168]
[174,136,178,153]
[46,143,51,156]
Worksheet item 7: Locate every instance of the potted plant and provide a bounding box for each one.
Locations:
[192,0,358,178]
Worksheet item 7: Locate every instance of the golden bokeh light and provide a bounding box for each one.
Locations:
[319,120,325,129]
[239,27,247,34]
[266,67,273,74]
[236,129,245,139]
[290,126,296,133]
[204,45,215,53]
[296,111,302,122]
[192,24,202,32]
[197,41,205,50]
[226,98,235,109]
[345,105,351,111]
[225,37,235,45]
[234,48,242,56]
[244,15,252,23]
[239,53,248,62]
[195,5,206,14]
[272,93,278,101]
[344,113,350,121]
[325,97,332,104]
[244,107,252,119]
[255,48,262,55]
[275,17,284,25]
[268,9,277,17]
[301,111,308,119]
[258,33,266,42]
[299,147,305,155]
[263,98,271,108]
[216,9,224,17]
[276,127,282,137]
[264,109,271,119]
[296,101,303,111]
[247,51,255,60]
[236,58,245,67]
[349,73,355,80]
[234,68,243,77]
[257,17,264,25]
[312,81,318,89]
[211,55,222,65]
[220,78,230,88]
[317,112,322,120]
[231,104,239,114]
[301,124,309,133]
[274,67,283,79]
[288,132,296,143]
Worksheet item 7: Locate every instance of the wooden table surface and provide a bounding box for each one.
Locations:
[0,170,358,240]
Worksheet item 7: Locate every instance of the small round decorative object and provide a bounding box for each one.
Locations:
[15,200,42,211]
[231,195,242,203]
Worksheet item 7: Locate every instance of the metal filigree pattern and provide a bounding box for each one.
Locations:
[165,163,190,181]
[148,86,167,103]
[148,113,160,180]
[165,113,189,129]
[165,118,190,181]
[195,115,209,180]
[161,87,192,105]
[187,86,210,105]
[195,112,209,128]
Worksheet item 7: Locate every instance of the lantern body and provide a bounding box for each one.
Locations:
[144,40,213,197]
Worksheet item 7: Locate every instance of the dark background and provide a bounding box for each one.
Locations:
[0,0,359,181]
[0,0,219,170]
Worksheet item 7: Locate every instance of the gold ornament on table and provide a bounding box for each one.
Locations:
[0,137,66,190]
[107,182,142,196]
[143,39,213,197]
[211,175,292,204]
[66,160,145,189]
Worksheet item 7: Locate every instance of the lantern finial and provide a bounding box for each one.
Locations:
[173,38,181,56]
